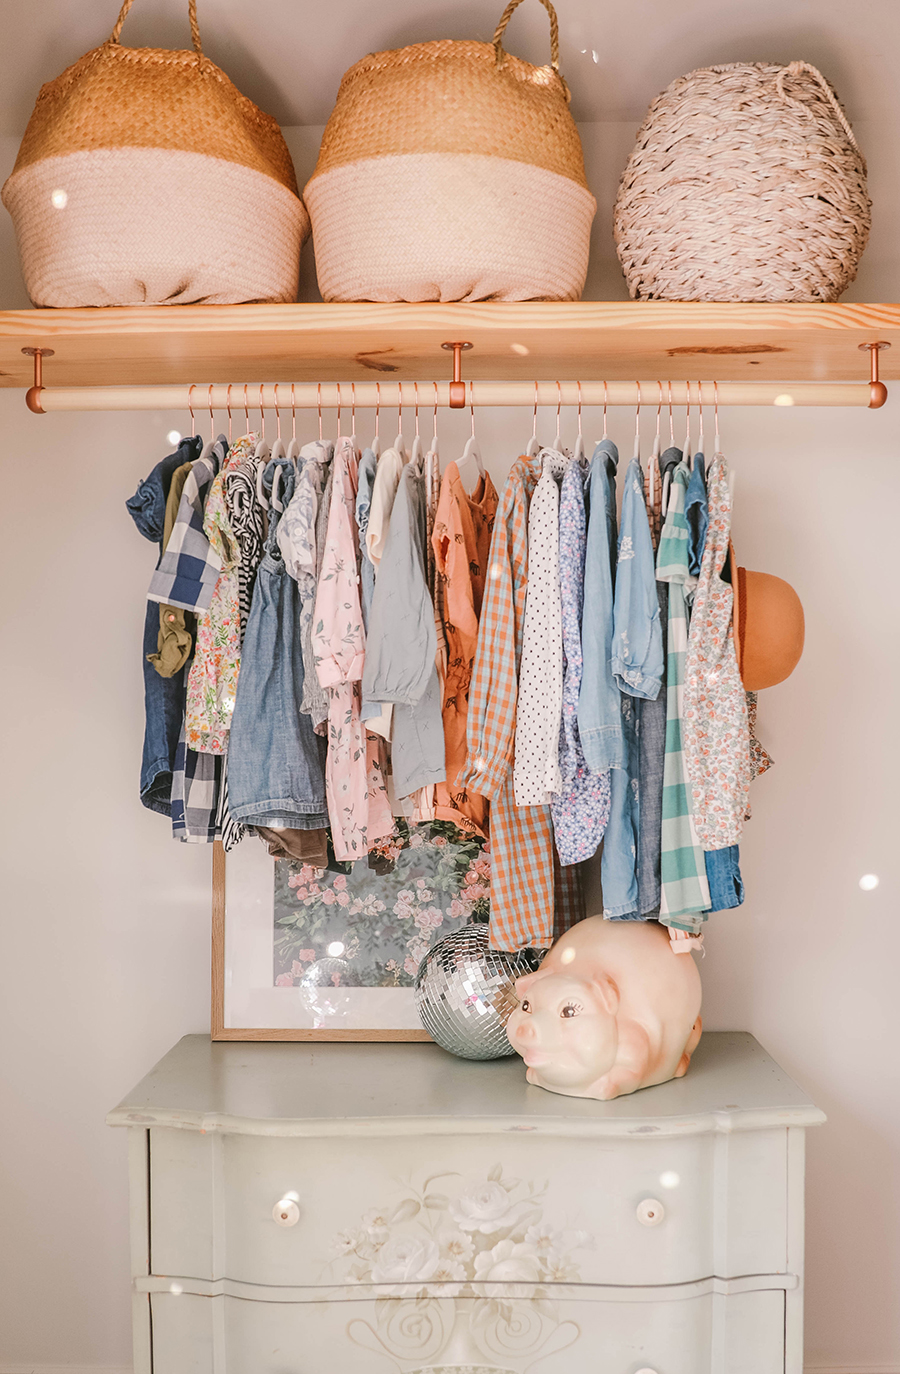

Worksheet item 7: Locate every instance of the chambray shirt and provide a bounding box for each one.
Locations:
[577,440,627,773]
[612,455,664,700]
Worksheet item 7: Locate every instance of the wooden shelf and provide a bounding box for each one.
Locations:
[1,301,899,389]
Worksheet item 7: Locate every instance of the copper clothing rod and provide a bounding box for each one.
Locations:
[24,379,888,413]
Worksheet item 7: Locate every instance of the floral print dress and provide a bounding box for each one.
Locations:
[682,454,750,849]
[551,456,611,864]
[185,441,248,754]
[313,438,393,861]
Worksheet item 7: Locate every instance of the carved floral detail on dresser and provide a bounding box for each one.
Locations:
[327,1164,590,1371]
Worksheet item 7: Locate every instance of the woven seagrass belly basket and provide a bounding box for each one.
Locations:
[614,61,870,303]
[304,0,595,303]
[2,0,308,307]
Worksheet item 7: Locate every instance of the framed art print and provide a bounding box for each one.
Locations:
[211,820,491,1040]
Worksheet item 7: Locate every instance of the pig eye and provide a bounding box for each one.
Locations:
[521,999,532,1013]
[560,1002,582,1019]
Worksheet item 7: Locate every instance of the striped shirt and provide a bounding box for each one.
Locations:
[655,460,710,930]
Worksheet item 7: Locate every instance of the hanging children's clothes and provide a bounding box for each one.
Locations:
[655,458,710,932]
[577,440,626,773]
[300,447,334,732]
[228,459,328,833]
[314,438,394,860]
[356,446,378,629]
[277,438,332,731]
[683,454,750,850]
[425,441,441,600]
[609,450,665,916]
[366,445,404,570]
[431,461,498,837]
[684,452,708,578]
[147,440,225,613]
[313,437,370,858]
[226,443,267,636]
[128,436,203,814]
[171,729,221,843]
[514,447,567,807]
[551,455,611,865]
[612,455,664,700]
[185,438,253,755]
[147,455,196,679]
[462,453,582,952]
[363,444,405,735]
[747,691,774,780]
[637,443,683,906]
[363,460,446,801]
[577,442,641,918]
[644,447,663,550]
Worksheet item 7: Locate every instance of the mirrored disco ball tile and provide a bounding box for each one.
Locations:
[414,923,543,1061]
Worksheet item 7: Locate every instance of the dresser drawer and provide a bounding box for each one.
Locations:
[149,1286,785,1374]
[149,1124,788,1290]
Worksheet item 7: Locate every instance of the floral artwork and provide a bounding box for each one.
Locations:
[327,1164,591,1367]
[273,820,490,989]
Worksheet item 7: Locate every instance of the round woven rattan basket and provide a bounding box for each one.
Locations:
[613,61,870,303]
[304,0,595,303]
[2,0,308,307]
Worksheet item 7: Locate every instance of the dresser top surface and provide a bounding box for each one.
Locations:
[108,1031,824,1137]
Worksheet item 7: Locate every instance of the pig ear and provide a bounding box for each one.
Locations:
[592,973,620,1017]
[514,970,542,997]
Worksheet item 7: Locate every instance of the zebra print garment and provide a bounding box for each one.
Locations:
[225,444,267,637]
[218,442,268,851]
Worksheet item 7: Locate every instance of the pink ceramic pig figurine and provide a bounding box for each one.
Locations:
[506,917,702,1101]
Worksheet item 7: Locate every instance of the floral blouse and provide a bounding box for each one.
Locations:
[682,454,750,848]
[313,438,393,860]
[184,441,249,754]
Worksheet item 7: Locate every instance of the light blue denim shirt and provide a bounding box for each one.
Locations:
[611,455,664,700]
[578,440,627,773]
[684,451,708,579]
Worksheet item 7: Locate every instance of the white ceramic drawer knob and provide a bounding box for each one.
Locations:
[636,1198,665,1227]
[636,1368,659,1373]
[273,1198,300,1227]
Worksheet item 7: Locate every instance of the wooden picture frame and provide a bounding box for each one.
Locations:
[211,820,491,1041]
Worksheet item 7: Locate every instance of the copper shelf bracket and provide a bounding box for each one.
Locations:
[860,341,890,408]
[22,347,55,413]
[442,340,473,408]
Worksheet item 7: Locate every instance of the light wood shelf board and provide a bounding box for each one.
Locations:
[1,301,898,388]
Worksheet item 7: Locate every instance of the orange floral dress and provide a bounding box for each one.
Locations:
[431,463,498,837]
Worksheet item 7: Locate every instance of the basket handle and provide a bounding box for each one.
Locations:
[492,0,570,100]
[108,0,204,57]
[776,61,862,160]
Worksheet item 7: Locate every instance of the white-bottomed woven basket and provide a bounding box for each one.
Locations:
[304,0,595,303]
[2,0,308,307]
[614,61,870,303]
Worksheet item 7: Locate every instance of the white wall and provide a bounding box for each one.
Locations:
[1,62,899,1374]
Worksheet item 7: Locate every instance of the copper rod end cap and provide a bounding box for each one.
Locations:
[25,386,45,413]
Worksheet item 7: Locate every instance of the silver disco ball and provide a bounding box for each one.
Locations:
[414,923,543,1061]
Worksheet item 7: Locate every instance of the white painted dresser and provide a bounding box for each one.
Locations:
[108,1031,824,1374]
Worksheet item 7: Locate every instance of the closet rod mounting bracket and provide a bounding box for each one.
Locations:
[22,347,54,413]
[442,340,473,407]
[860,341,890,408]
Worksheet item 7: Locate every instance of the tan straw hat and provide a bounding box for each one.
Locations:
[729,544,805,691]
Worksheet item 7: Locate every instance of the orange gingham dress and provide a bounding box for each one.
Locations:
[460,454,582,950]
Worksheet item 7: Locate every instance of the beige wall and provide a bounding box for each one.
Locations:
[0,54,899,1374]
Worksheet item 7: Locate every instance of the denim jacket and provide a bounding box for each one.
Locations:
[612,455,664,700]
[578,440,626,773]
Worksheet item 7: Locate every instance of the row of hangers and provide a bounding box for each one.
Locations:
[181,379,725,499]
